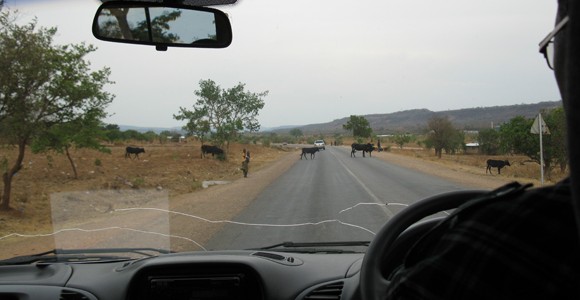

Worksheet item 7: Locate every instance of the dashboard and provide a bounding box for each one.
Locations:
[0,250,364,300]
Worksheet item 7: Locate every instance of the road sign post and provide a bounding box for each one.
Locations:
[530,113,550,185]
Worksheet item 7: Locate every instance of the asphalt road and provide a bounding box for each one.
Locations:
[204,146,469,250]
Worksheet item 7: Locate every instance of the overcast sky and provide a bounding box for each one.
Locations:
[7,0,560,130]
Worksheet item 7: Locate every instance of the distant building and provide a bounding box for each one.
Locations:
[465,142,480,154]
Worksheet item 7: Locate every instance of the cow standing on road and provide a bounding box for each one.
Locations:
[486,159,511,174]
[351,143,375,157]
[300,147,319,160]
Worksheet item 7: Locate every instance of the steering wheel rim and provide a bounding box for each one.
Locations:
[360,190,487,300]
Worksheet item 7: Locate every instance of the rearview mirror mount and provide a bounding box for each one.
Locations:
[92,1,232,50]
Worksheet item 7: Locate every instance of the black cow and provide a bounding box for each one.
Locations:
[300,147,319,160]
[201,145,224,158]
[486,159,511,174]
[351,143,375,158]
[125,147,145,159]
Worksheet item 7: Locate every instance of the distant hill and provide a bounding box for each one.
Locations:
[273,101,562,135]
[118,125,184,134]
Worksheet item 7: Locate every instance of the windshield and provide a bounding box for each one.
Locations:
[0,0,565,260]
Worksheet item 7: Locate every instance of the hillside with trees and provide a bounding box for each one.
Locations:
[276,101,562,134]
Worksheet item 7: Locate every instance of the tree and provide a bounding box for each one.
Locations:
[174,108,210,144]
[543,107,568,173]
[142,131,158,143]
[0,11,114,210]
[423,115,462,158]
[498,116,534,155]
[31,109,111,179]
[393,134,411,149]
[444,130,465,155]
[478,128,500,155]
[174,79,267,151]
[122,129,143,141]
[499,109,568,180]
[343,115,372,138]
[102,124,122,143]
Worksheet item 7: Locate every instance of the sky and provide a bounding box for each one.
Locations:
[6,0,561,130]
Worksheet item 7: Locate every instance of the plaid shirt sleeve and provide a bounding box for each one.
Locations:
[385,178,580,300]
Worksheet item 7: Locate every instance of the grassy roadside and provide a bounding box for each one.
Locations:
[0,142,292,237]
[372,147,567,190]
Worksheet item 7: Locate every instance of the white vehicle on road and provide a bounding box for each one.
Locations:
[314,139,326,150]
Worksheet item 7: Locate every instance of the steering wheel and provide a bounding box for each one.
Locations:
[360,190,487,300]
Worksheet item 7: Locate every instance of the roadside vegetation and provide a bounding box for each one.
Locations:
[0,8,272,213]
[0,141,291,237]
[0,10,113,210]
[264,108,568,184]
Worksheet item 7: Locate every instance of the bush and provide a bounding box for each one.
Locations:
[216,153,227,161]
[132,177,145,188]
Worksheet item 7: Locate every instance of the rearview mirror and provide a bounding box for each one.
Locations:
[92,1,232,50]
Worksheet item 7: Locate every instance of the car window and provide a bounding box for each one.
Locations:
[0,0,565,258]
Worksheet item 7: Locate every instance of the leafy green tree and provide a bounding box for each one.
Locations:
[478,128,500,155]
[122,129,143,141]
[499,109,567,180]
[499,116,534,155]
[343,115,372,138]
[142,131,158,143]
[174,79,267,151]
[104,124,120,131]
[101,124,122,143]
[0,11,114,210]
[158,130,175,144]
[393,134,411,149]
[444,130,465,155]
[174,109,210,144]
[423,115,462,158]
[544,107,568,173]
[31,109,111,179]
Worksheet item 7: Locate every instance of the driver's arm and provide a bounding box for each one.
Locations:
[385,179,580,299]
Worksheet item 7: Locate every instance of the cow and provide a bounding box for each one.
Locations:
[486,159,511,174]
[300,147,319,160]
[351,143,375,158]
[125,146,145,159]
[201,145,224,158]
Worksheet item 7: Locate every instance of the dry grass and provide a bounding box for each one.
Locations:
[337,137,568,185]
[0,141,291,237]
[386,145,568,184]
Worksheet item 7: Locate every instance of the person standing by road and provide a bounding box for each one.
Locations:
[241,148,251,178]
